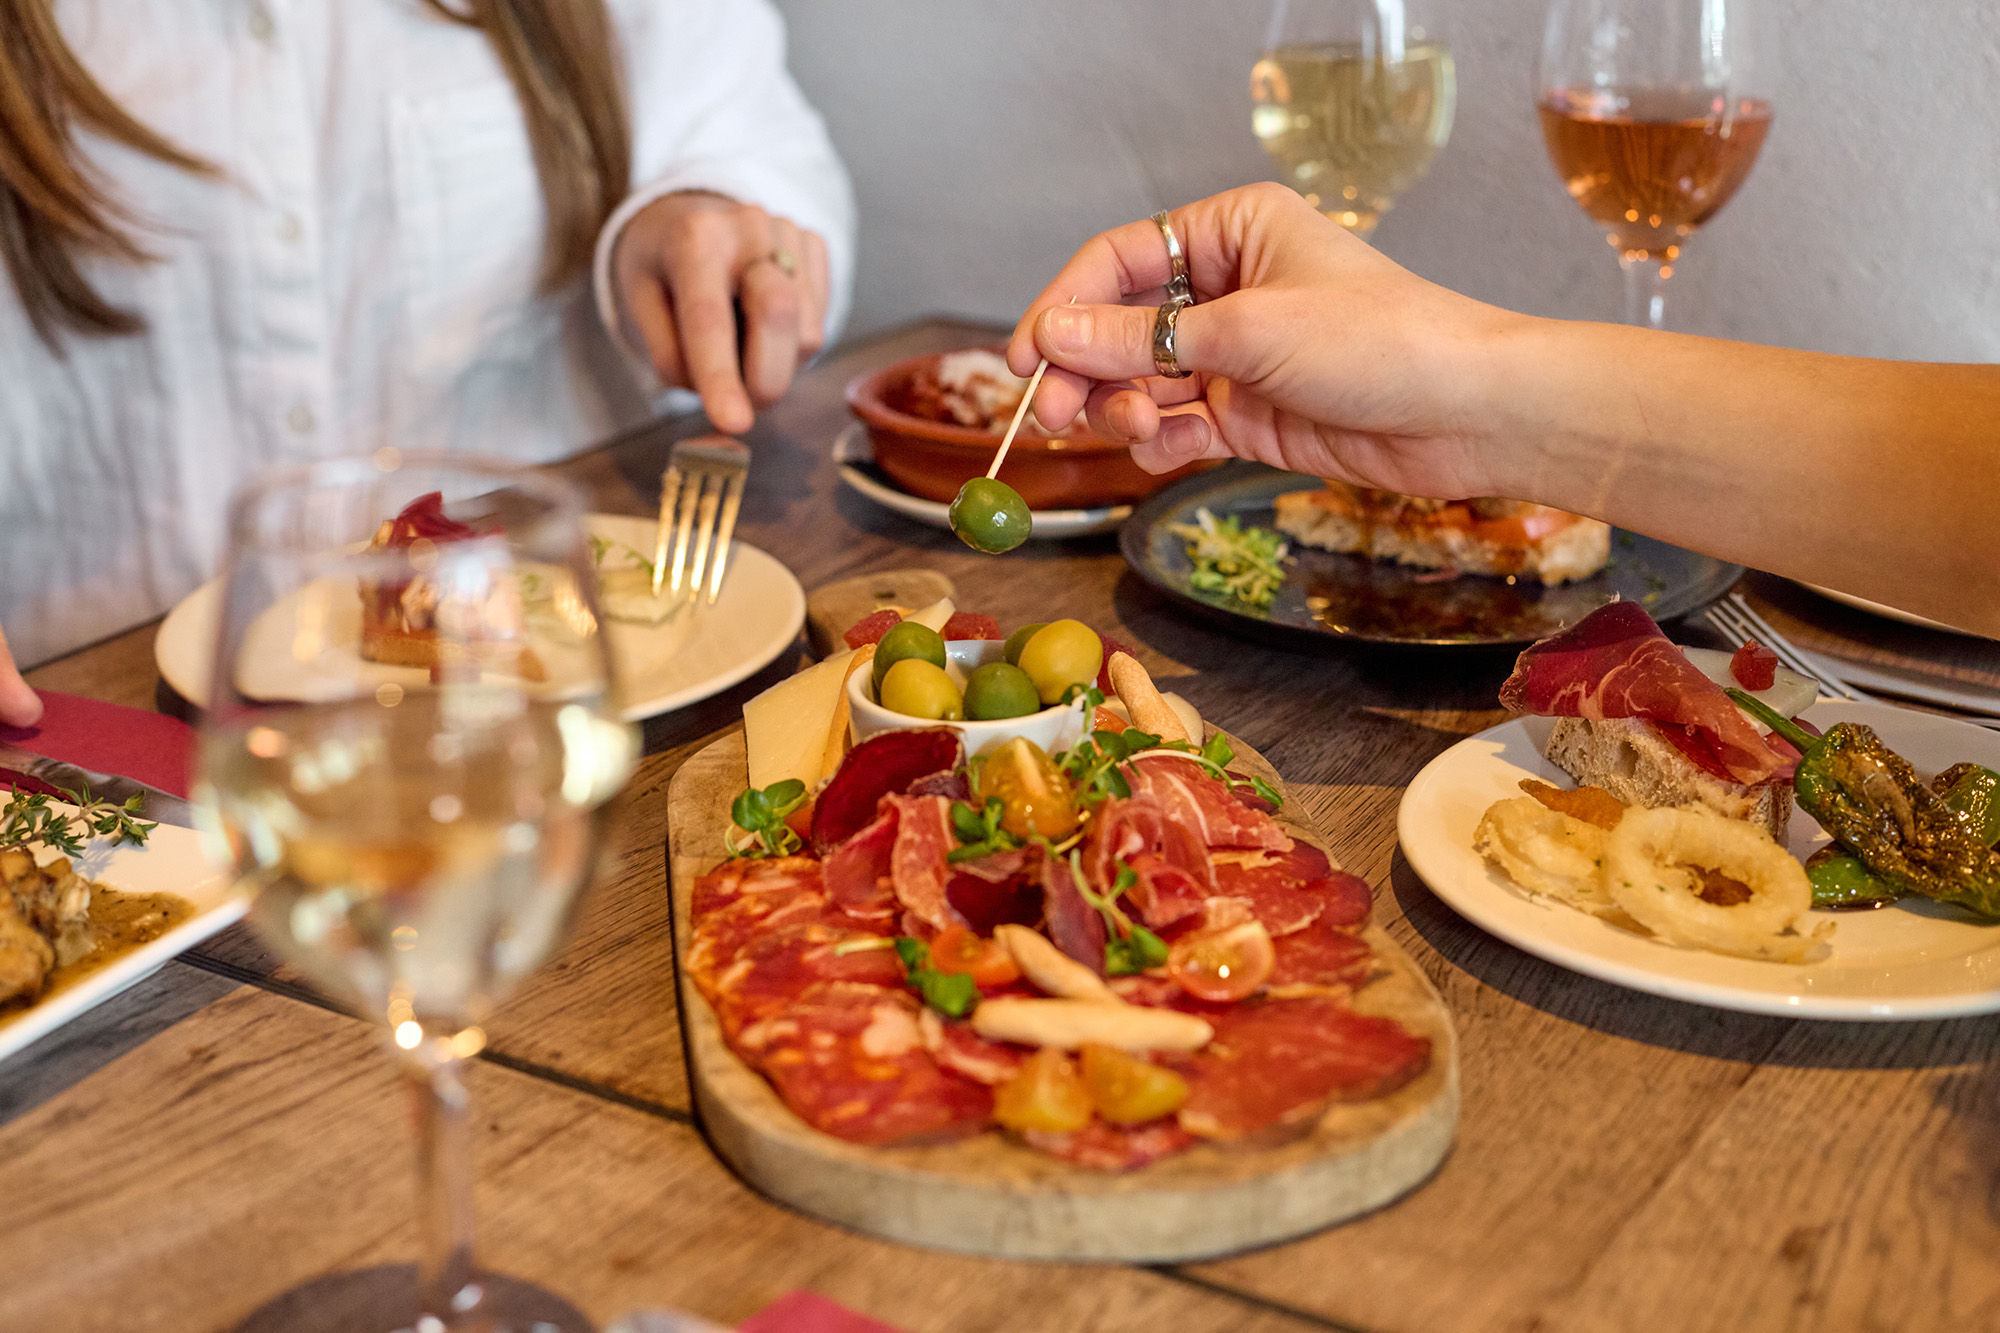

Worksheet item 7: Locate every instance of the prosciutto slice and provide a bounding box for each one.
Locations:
[1084,794,1214,930]
[822,801,900,922]
[1497,600,1795,786]
[884,794,960,930]
[1123,755,1290,851]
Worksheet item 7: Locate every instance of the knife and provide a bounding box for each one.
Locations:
[1808,653,2000,722]
[0,743,198,830]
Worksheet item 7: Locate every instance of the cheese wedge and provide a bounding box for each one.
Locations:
[903,597,955,633]
[744,649,856,790]
[819,645,877,782]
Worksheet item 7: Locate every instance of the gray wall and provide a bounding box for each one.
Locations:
[780,1,2000,361]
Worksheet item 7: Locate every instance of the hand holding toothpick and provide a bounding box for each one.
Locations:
[947,299,1070,554]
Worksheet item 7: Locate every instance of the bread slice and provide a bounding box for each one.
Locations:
[1272,485,1610,586]
[1544,716,1791,843]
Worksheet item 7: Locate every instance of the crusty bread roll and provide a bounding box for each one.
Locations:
[1543,716,1791,843]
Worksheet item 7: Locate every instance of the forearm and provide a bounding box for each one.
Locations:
[1479,318,2000,636]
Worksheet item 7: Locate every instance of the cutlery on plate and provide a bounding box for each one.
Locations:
[1705,593,2000,731]
[652,435,750,606]
[0,743,197,829]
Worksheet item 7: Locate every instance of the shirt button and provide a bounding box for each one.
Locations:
[276,213,303,244]
[248,6,275,42]
[287,405,316,434]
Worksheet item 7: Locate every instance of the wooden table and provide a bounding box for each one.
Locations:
[6,319,1999,1333]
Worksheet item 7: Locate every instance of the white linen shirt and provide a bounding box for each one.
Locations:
[0,0,853,668]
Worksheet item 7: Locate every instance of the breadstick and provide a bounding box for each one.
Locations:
[994,924,1118,1002]
[970,997,1212,1052]
[1106,651,1190,744]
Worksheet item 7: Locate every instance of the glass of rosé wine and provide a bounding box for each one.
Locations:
[1537,0,1773,330]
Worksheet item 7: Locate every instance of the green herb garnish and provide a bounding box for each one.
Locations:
[1166,507,1289,608]
[726,779,809,858]
[893,936,979,1017]
[947,798,1022,864]
[0,784,155,856]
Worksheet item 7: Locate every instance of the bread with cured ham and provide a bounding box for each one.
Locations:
[1272,482,1610,585]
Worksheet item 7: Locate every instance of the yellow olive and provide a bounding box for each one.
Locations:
[872,621,947,695]
[1015,619,1104,705]
[1002,622,1047,666]
[877,658,963,720]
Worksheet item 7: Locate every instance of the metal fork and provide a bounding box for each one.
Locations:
[1705,592,1862,701]
[651,436,749,605]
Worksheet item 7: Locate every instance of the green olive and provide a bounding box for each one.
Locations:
[878,658,964,720]
[1016,619,1104,706]
[1002,622,1048,667]
[962,662,1043,721]
[948,477,1032,555]
[872,620,947,695]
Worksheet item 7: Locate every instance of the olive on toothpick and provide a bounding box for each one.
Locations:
[948,304,1067,555]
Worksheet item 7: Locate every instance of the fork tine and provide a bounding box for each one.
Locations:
[651,464,683,596]
[705,467,747,605]
[1725,594,1863,700]
[666,470,701,594]
[686,470,724,600]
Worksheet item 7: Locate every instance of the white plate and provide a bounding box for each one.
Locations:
[0,810,242,1064]
[154,515,804,723]
[1399,699,2000,1020]
[1798,582,1982,637]
[832,424,1131,538]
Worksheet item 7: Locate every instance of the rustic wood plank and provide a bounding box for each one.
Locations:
[0,985,1337,1333]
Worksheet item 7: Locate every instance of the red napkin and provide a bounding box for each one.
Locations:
[0,690,194,799]
[738,1292,903,1333]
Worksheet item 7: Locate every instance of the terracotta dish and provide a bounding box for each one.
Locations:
[845,349,1211,510]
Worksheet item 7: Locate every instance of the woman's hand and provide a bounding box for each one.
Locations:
[611,190,832,435]
[1006,183,1523,502]
[0,624,42,728]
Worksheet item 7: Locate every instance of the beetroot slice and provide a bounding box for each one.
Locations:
[843,609,902,649]
[811,728,965,854]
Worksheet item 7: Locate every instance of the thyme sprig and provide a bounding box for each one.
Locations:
[0,784,156,856]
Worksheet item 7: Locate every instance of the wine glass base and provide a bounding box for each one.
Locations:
[232,1263,592,1333]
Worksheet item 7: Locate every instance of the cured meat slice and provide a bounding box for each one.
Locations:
[811,729,964,853]
[903,768,971,802]
[1124,755,1290,851]
[944,846,1043,935]
[1497,600,1794,786]
[1084,794,1214,929]
[1316,871,1372,929]
[690,855,822,920]
[1169,996,1430,1141]
[1041,853,1107,972]
[823,802,900,922]
[1267,918,1374,989]
[1272,841,1332,881]
[919,1009,1028,1085]
[1212,857,1324,936]
[747,983,994,1145]
[708,918,903,1034]
[687,887,835,991]
[1021,1119,1199,1171]
[885,794,959,930]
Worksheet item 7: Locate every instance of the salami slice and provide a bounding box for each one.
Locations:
[823,801,900,922]
[709,917,903,1035]
[690,855,822,920]
[749,983,994,1145]
[920,1009,1028,1085]
[1213,857,1326,936]
[1315,871,1373,929]
[687,887,836,993]
[1268,918,1375,990]
[1170,996,1430,1141]
[1021,1119,1198,1171]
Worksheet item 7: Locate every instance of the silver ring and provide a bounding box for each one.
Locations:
[754,248,798,277]
[1152,299,1190,379]
[1152,210,1193,307]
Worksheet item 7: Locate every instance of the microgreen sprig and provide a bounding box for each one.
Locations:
[726,779,809,859]
[892,937,979,1018]
[0,784,156,857]
[1065,850,1169,977]
[1123,734,1284,811]
[946,798,1021,864]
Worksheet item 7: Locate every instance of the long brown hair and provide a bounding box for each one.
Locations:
[0,0,629,344]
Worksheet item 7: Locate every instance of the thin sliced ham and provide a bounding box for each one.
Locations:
[1124,755,1290,851]
[822,801,900,922]
[1497,601,1793,786]
[884,794,960,930]
[1084,794,1214,930]
[944,846,1043,935]
[1042,853,1106,972]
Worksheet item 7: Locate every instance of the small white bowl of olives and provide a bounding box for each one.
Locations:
[847,620,1101,757]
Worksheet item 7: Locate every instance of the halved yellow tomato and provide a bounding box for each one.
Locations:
[1167,919,1275,1003]
[992,1047,1093,1133]
[1079,1043,1189,1124]
[976,737,1079,842]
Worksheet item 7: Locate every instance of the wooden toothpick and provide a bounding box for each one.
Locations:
[986,297,1074,482]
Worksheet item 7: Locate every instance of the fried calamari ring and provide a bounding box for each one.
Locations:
[1603,806,1827,963]
[1474,797,1616,916]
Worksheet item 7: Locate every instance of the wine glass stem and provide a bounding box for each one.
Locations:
[410,1058,480,1330]
[1619,252,1671,331]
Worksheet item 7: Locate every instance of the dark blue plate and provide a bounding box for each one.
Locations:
[1119,462,1742,648]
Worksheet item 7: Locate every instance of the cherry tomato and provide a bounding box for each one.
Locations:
[1167,919,1275,1003]
[929,924,1022,989]
[1079,1043,1190,1124]
[992,1047,1093,1133]
[975,736,1079,841]
[783,798,815,843]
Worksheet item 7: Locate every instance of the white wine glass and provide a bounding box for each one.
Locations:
[1538,0,1774,329]
[196,452,637,1331]
[1251,0,1456,239]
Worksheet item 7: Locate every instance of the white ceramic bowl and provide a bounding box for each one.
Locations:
[848,639,1091,757]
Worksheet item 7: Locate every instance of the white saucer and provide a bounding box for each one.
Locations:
[1399,698,2000,1021]
[153,514,804,723]
[832,424,1130,539]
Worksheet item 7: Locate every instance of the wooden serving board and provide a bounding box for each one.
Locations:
[666,730,1458,1262]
